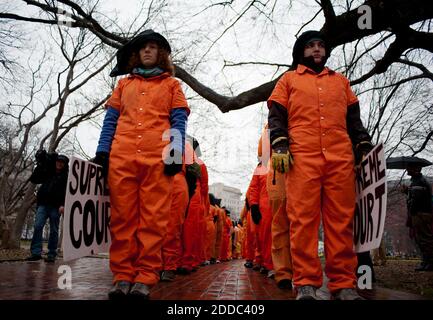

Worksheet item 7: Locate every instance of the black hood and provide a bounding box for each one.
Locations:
[291,30,329,71]
[110,29,171,77]
[57,154,69,165]
[187,135,202,158]
[209,193,216,206]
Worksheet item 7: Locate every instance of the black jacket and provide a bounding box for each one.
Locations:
[407,174,433,215]
[30,161,68,208]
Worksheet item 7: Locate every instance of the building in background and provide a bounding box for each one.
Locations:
[209,183,243,221]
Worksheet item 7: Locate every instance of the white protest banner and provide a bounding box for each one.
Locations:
[63,156,111,261]
[354,142,387,253]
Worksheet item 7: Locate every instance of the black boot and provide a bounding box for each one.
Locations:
[129,283,150,300]
[108,281,131,300]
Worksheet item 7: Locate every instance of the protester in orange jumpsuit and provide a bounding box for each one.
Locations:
[267,30,373,300]
[239,205,249,259]
[219,208,232,261]
[160,143,197,282]
[205,194,218,263]
[257,124,294,287]
[93,30,189,299]
[179,140,204,273]
[197,159,210,266]
[211,199,224,263]
[244,187,261,269]
[249,160,274,277]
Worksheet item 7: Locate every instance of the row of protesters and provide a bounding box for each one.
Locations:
[242,128,292,287]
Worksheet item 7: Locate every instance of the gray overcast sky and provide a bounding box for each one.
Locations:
[4,0,432,198]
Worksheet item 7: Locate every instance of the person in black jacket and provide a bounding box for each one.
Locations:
[26,150,69,263]
[402,164,433,271]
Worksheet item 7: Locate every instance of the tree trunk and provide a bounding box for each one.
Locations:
[2,184,36,249]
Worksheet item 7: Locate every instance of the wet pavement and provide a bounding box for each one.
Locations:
[0,257,426,300]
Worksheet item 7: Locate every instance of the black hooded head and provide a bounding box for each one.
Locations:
[209,193,216,206]
[110,29,171,77]
[57,154,69,165]
[224,208,231,216]
[187,135,202,158]
[291,30,329,73]
[215,198,222,207]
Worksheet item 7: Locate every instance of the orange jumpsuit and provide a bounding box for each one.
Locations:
[260,125,293,283]
[249,163,273,271]
[180,151,203,271]
[197,160,209,265]
[107,73,189,286]
[212,206,224,260]
[208,205,218,260]
[205,205,216,261]
[244,184,259,264]
[161,145,194,272]
[219,214,232,261]
[268,64,358,292]
[161,172,189,271]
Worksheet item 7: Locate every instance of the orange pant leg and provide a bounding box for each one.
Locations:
[271,198,293,283]
[322,159,357,293]
[212,215,223,260]
[109,145,173,286]
[205,220,216,260]
[259,204,273,271]
[161,174,189,271]
[181,196,201,270]
[245,213,256,262]
[134,158,173,285]
[286,155,324,289]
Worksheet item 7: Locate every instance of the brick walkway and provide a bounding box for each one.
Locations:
[0,257,425,300]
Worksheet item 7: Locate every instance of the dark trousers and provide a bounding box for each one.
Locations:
[30,205,60,257]
[413,213,433,264]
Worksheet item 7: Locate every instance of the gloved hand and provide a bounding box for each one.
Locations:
[251,204,262,225]
[354,141,374,165]
[186,162,201,179]
[271,138,294,173]
[91,151,109,177]
[164,163,183,176]
[164,149,183,176]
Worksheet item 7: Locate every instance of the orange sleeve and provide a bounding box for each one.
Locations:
[105,78,126,111]
[267,72,291,109]
[171,79,190,115]
[345,78,359,106]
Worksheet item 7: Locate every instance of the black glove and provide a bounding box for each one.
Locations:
[164,163,183,176]
[164,149,183,176]
[251,204,262,225]
[354,141,374,165]
[92,151,109,177]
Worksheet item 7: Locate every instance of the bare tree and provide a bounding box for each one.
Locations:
[0,0,432,240]
[0,24,112,248]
